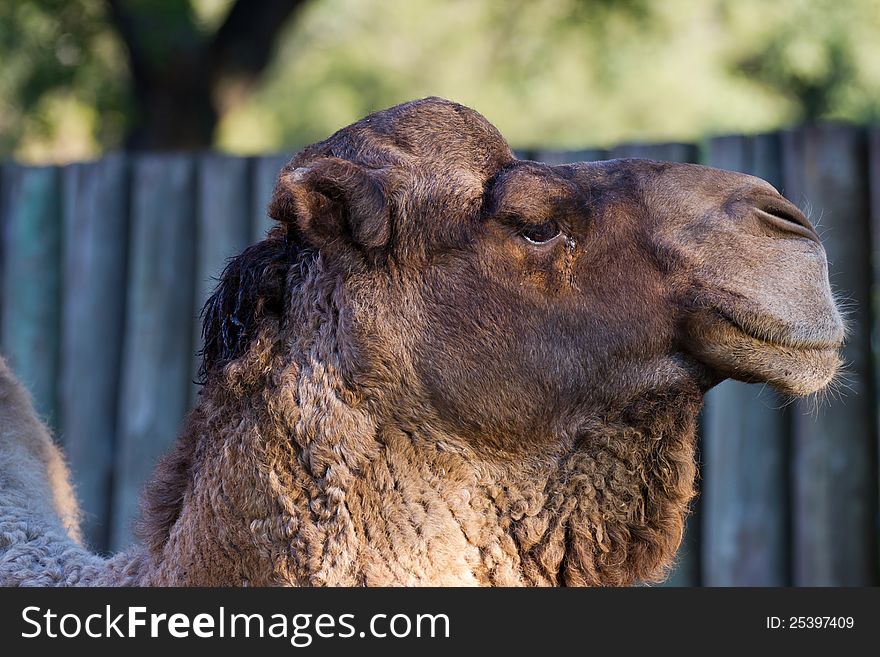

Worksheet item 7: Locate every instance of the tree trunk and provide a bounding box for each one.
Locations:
[107,0,307,151]
[125,63,217,151]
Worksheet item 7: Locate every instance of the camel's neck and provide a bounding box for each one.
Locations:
[349,389,701,587]
[140,340,701,586]
[139,259,701,586]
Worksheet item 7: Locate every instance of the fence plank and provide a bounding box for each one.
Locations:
[0,164,6,340]
[112,154,196,551]
[702,384,789,586]
[701,134,789,586]
[609,142,699,163]
[0,165,62,430]
[533,149,607,165]
[251,153,291,243]
[190,154,253,405]
[871,128,880,273]
[783,125,878,585]
[867,126,880,584]
[872,129,880,435]
[59,155,130,552]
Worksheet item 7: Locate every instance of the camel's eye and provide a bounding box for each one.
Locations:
[519,221,562,245]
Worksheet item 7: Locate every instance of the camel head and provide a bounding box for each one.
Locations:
[206,97,843,447]
[177,97,848,586]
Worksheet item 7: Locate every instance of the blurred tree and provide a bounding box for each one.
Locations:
[0,0,129,160]
[739,39,853,121]
[0,0,309,158]
[725,0,879,122]
[218,0,880,152]
[1,0,879,162]
[106,0,307,149]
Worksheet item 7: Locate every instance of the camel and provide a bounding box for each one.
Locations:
[0,97,843,586]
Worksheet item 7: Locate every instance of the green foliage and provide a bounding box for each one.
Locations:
[0,0,229,160]
[0,0,129,160]
[723,0,880,122]
[2,0,879,162]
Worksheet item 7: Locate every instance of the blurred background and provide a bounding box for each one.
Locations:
[0,0,878,586]
[3,0,880,160]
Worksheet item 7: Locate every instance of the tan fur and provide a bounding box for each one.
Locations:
[0,98,843,586]
[0,357,146,585]
[0,358,81,544]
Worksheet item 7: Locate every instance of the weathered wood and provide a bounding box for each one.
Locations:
[112,155,196,551]
[751,133,785,190]
[872,128,880,401]
[866,126,880,582]
[533,149,607,165]
[190,154,252,405]
[0,164,6,341]
[609,142,699,163]
[702,381,788,586]
[251,153,291,242]
[0,165,62,430]
[701,134,789,586]
[784,125,878,585]
[871,129,880,267]
[59,155,130,552]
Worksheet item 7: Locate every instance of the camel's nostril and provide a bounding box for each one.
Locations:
[755,200,820,243]
[762,203,807,229]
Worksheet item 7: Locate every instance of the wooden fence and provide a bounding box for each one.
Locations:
[1,125,878,585]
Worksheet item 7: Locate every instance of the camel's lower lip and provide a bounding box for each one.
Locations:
[714,308,843,352]
[691,309,843,395]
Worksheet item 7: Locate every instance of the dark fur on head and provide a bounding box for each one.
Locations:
[198,227,313,384]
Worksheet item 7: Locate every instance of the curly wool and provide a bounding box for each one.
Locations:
[137,356,698,586]
[0,357,144,586]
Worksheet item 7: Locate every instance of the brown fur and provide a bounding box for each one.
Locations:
[1,97,843,586]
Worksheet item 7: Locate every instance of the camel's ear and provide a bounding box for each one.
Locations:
[268,157,392,256]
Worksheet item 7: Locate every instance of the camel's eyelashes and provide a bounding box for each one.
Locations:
[518,221,562,245]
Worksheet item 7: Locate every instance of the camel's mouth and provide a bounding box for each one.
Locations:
[713,307,844,352]
[685,304,844,396]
